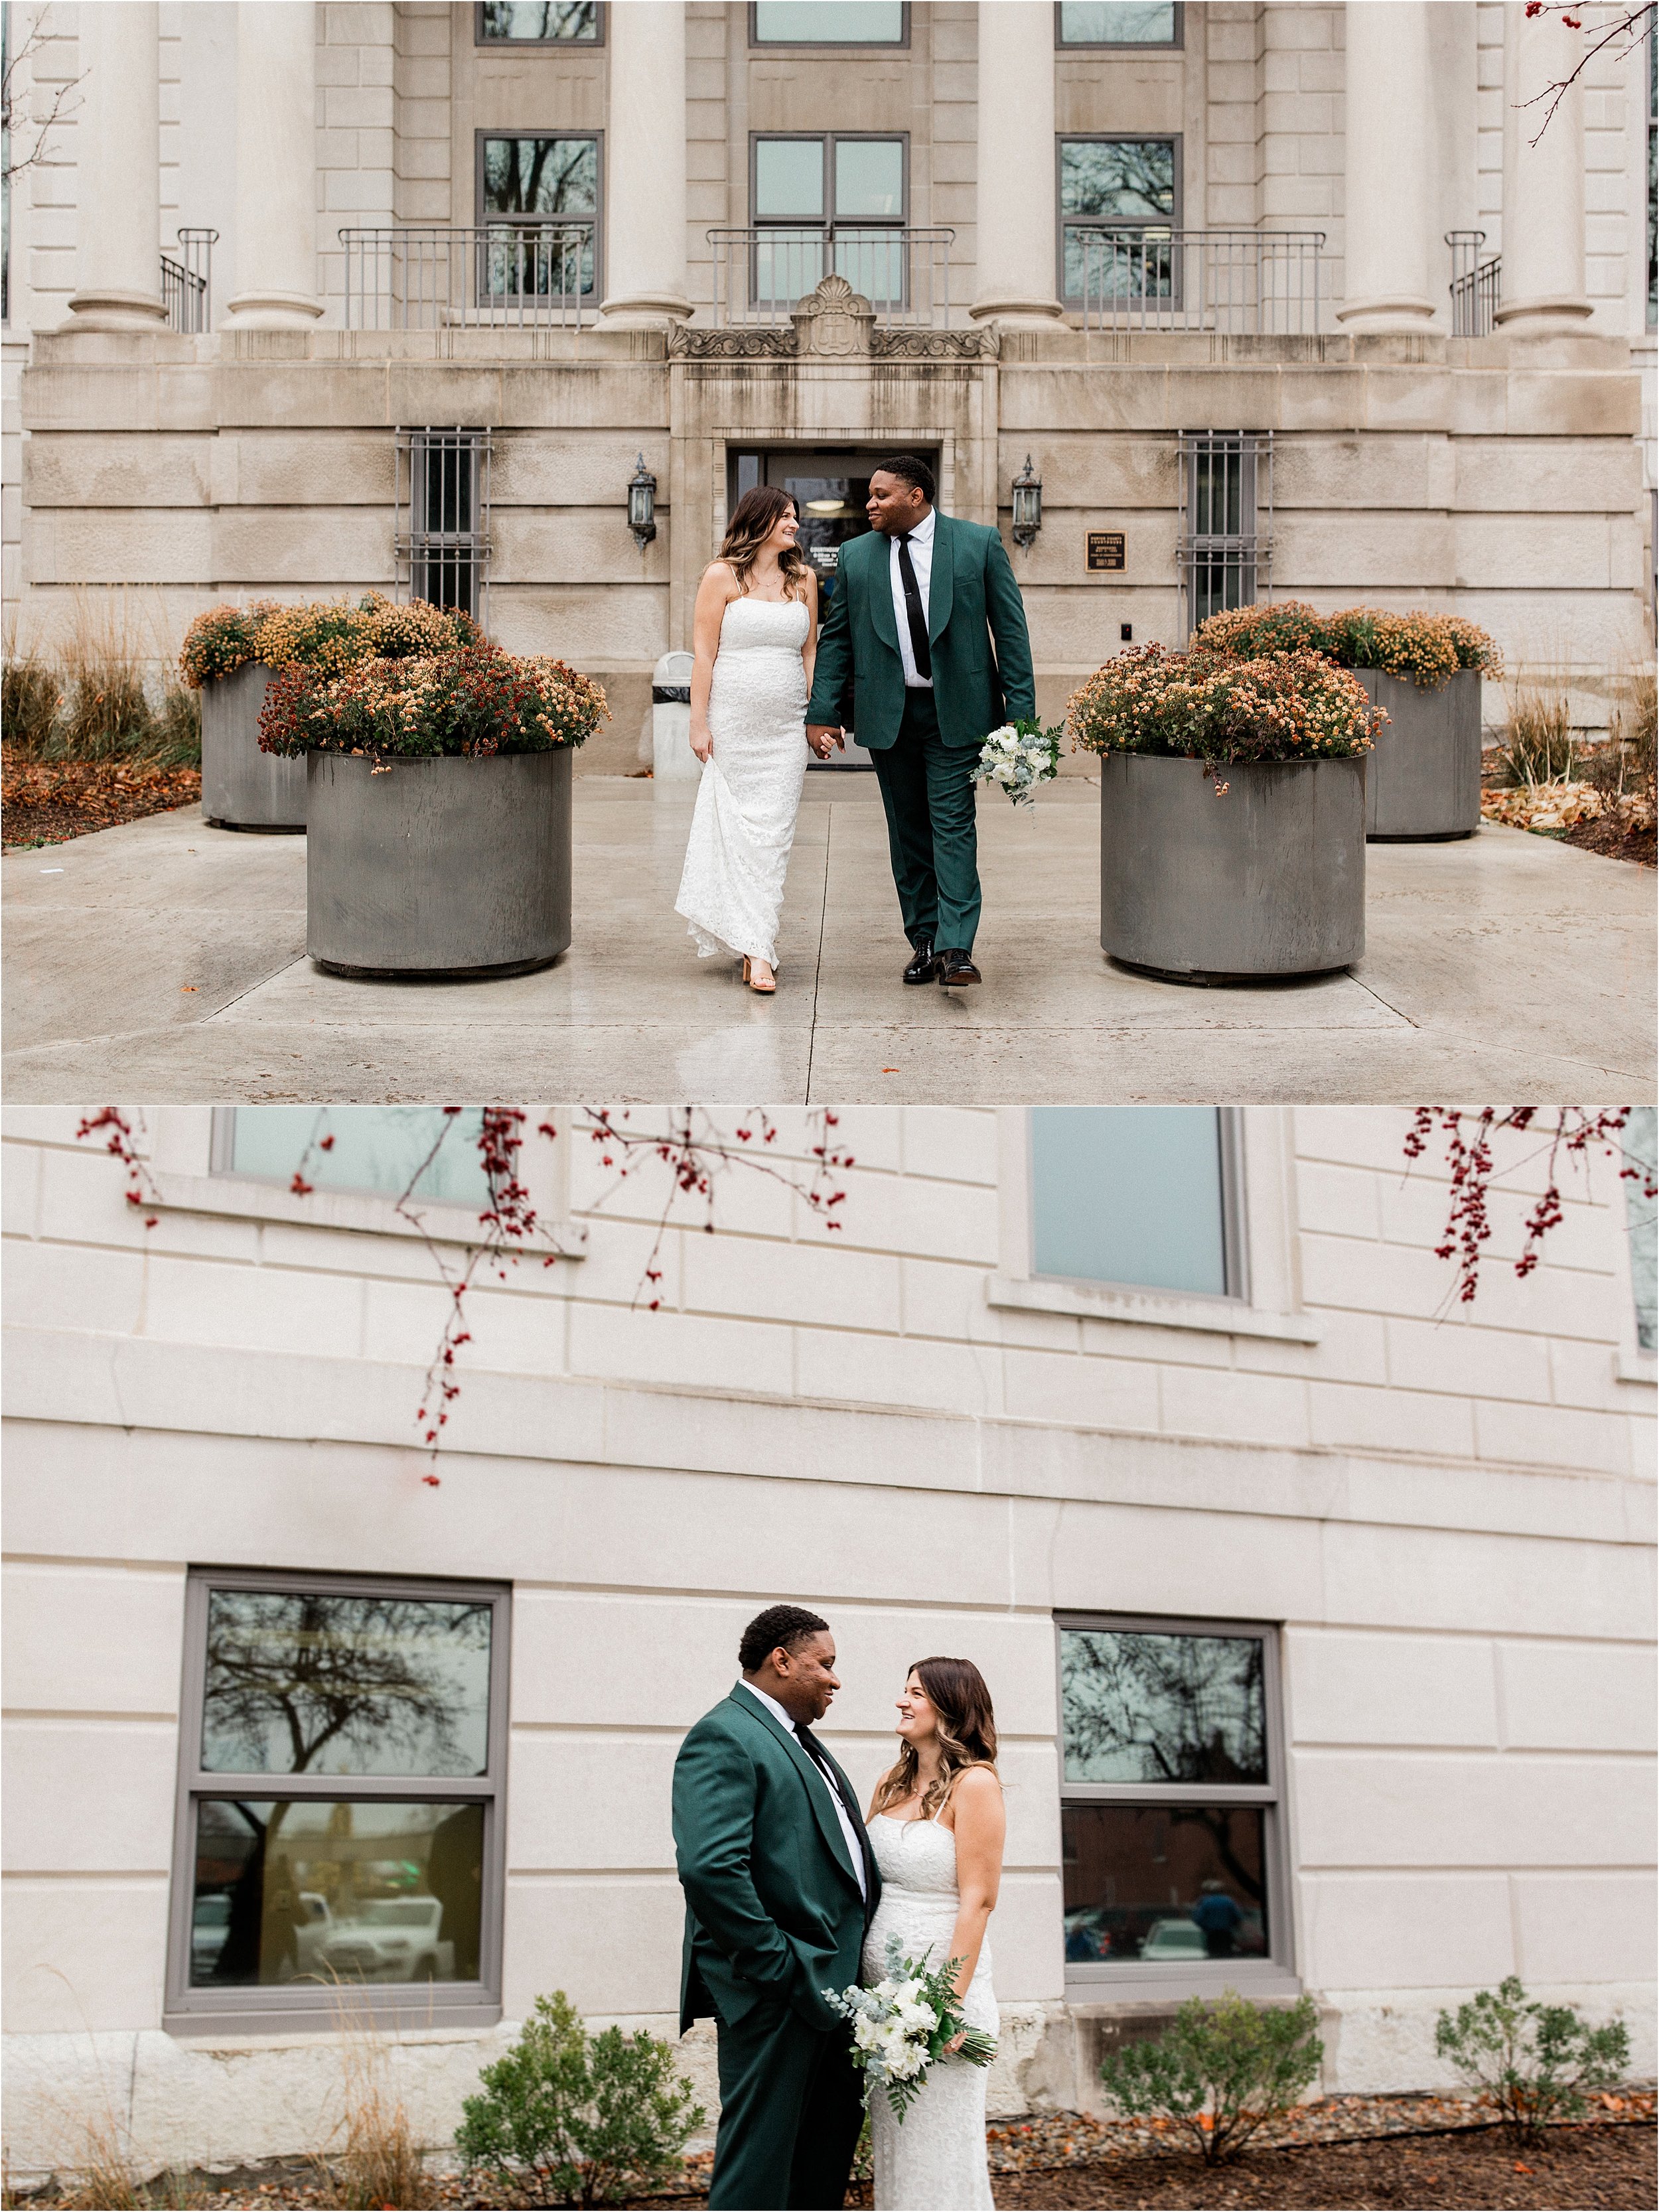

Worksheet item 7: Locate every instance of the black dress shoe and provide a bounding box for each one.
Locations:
[903,937,940,985]
[936,949,981,987]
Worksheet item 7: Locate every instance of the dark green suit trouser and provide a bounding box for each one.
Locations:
[708,1992,864,2210]
[871,686,981,955]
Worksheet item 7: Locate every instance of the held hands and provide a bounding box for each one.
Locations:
[806,724,845,760]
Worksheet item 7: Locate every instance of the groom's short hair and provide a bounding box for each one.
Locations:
[875,452,936,506]
[739,1603,830,1672]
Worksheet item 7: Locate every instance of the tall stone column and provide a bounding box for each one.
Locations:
[63,1,166,330]
[1336,1,1437,331]
[1494,0,1592,334]
[972,0,1063,323]
[599,0,690,325]
[224,2,323,328]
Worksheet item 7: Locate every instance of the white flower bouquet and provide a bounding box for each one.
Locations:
[972,717,1062,807]
[822,1933,998,2123]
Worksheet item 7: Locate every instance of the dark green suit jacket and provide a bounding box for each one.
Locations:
[674,1688,878,2038]
[804,512,1037,751]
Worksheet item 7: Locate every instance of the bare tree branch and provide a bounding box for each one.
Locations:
[2,14,84,184]
[1518,3,1656,146]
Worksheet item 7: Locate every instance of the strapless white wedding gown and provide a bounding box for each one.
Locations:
[861,1815,997,2211]
[675,594,810,968]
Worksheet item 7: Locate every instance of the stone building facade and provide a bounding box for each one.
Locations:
[1,1102,1654,2176]
[1,1,1654,772]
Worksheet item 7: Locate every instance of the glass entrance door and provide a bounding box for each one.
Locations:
[727,447,938,766]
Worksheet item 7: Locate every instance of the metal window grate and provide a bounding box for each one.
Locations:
[1177,431,1271,640]
[396,427,492,624]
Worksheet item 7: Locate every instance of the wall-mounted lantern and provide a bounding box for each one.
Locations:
[1011,454,1043,548]
[628,453,658,549]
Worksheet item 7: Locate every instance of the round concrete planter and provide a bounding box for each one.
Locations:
[200,662,307,833]
[306,749,573,980]
[1100,751,1366,984]
[1355,668,1482,841]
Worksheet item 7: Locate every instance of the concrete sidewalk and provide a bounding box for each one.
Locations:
[3,776,1652,1103]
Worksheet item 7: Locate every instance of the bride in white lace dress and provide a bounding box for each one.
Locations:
[675,488,835,993]
[862,1657,1005,2212]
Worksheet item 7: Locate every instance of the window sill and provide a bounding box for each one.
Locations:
[1615,1348,1657,1386]
[149,1170,588,1257]
[165,2002,502,2039]
[987,1275,1321,1344]
[1064,1966,1304,2006]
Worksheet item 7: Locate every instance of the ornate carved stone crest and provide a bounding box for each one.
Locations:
[792,272,876,358]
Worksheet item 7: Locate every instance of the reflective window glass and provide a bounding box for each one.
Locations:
[1060,1626,1265,1784]
[226,1107,491,1208]
[1062,1804,1267,1965]
[201,1590,493,1777]
[834,139,904,220]
[1031,1106,1228,1296]
[755,1,904,40]
[1625,1106,1657,1352]
[482,135,599,216]
[1058,1,1177,42]
[190,1799,485,1986]
[756,139,825,219]
[1060,137,1177,222]
[479,0,597,35]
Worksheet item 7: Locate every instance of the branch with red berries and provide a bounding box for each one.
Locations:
[1519,3,1654,144]
[1404,1107,1654,1308]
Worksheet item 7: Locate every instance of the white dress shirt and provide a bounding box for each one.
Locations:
[886,504,936,691]
[737,1679,868,1898]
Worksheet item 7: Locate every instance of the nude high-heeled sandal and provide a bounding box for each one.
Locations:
[742,957,777,995]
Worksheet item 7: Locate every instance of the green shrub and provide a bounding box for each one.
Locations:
[1434,1976,1630,2146]
[1097,1989,1323,2165]
[1,647,62,758]
[455,1990,705,2208]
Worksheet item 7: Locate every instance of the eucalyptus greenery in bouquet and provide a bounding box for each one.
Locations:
[823,1933,997,2124]
[972,717,1063,806]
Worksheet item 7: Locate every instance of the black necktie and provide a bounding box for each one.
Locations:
[895,531,932,681]
[795,1723,879,1919]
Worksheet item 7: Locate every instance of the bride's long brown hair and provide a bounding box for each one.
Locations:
[720,486,810,600]
[871,1656,999,1822]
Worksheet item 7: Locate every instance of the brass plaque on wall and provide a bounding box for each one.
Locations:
[1088,531,1125,571]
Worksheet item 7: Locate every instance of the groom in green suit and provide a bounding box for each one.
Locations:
[673,1604,879,2210]
[806,453,1037,989]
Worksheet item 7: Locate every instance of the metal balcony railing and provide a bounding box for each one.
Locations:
[1447,230,1500,336]
[707,226,954,328]
[161,228,217,333]
[1070,226,1327,335]
[338,222,596,330]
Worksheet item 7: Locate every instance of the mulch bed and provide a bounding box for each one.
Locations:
[9,2097,1654,2211]
[1,757,202,849]
[1561,811,1658,866]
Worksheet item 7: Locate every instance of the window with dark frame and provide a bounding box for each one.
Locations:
[396,427,492,624]
[1056,1,1182,46]
[478,131,599,301]
[1624,1107,1657,1353]
[476,0,601,42]
[1647,21,1655,330]
[1029,1106,1245,1300]
[751,1,906,44]
[1056,1615,1292,1986]
[167,1568,510,2034]
[1058,134,1179,304]
[751,132,908,309]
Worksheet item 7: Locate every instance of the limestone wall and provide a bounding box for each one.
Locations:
[0,1101,1653,2174]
